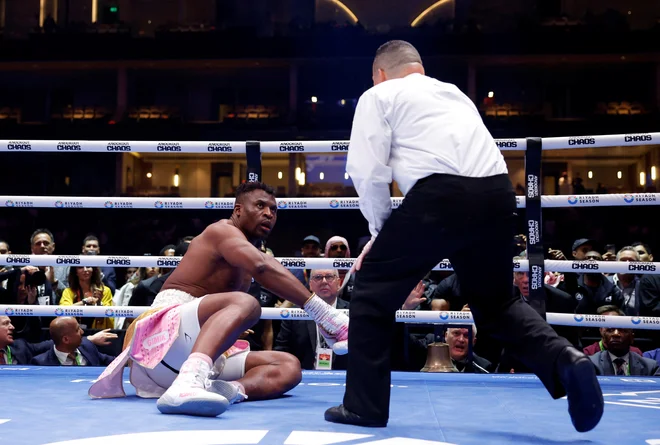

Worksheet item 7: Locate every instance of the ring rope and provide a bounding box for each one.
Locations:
[1,193,658,210]
[0,305,658,330]
[1,132,656,153]
[1,254,659,274]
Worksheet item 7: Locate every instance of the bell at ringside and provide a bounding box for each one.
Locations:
[420,342,457,373]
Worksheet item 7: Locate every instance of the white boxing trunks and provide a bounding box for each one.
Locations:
[141,289,249,392]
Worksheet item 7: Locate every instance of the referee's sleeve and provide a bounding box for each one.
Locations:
[346,90,393,239]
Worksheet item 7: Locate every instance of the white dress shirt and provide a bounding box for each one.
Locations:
[54,347,88,366]
[346,72,508,238]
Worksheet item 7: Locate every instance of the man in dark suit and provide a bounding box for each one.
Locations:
[587,307,660,376]
[275,268,350,370]
[30,317,115,366]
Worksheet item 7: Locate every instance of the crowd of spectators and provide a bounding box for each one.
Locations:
[1,226,659,377]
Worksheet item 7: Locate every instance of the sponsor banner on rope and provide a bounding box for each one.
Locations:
[571,261,599,271]
[495,139,519,149]
[278,142,305,152]
[328,199,359,209]
[623,133,653,144]
[204,200,234,210]
[156,142,182,152]
[392,198,403,208]
[57,141,82,151]
[105,256,132,266]
[438,311,474,322]
[103,200,134,209]
[567,195,600,206]
[4,255,32,265]
[153,200,184,209]
[156,256,180,268]
[104,308,137,318]
[434,261,454,271]
[530,264,543,290]
[207,142,233,153]
[54,307,84,317]
[106,142,132,152]
[630,316,660,326]
[6,140,32,151]
[278,258,306,269]
[623,193,658,204]
[54,200,84,208]
[332,259,355,269]
[278,309,308,320]
[56,255,82,266]
[567,136,596,146]
[3,307,34,317]
[330,141,349,151]
[628,262,656,272]
[4,199,34,207]
[527,175,539,199]
[527,219,540,245]
[276,200,308,209]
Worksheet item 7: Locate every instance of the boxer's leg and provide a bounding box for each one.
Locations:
[156,292,261,417]
[209,350,302,402]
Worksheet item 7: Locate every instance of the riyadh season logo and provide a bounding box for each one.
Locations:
[567,196,578,205]
[439,312,449,320]
[574,314,584,322]
[55,201,64,208]
[154,201,164,209]
[278,201,288,209]
[105,309,115,317]
[5,200,13,207]
[280,309,290,318]
[329,199,339,208]
[104,201,114,208]
[631,317,641,325]
[4,308,14,316]
[624,194,635,203]
[204,201,214,209]
[55,308,64,316]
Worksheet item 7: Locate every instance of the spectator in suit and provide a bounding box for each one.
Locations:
[607,247,641,316]
[0,315,117,365]
[445,325,493,373]
[588,307,660,376]
[583,305,643,356]
[31,317,115,366]
[275,268,350,370]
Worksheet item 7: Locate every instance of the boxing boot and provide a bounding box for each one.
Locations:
[156,353,230,417]
[205,379,248,404]
[556,346,604,432]
[304,294,349,355]
[325,404,387,427]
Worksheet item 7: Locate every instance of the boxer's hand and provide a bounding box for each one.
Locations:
[239,329,254,339]
[351,238,374,273]
[305,294,349,355]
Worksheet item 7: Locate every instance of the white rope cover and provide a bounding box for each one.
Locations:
[0,305,658,330]
[1,132,657,153]
[1,255,660,274]
[1,193,658,210]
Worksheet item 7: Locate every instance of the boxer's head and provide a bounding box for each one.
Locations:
[372,40,424,86]
[232,181,278,241]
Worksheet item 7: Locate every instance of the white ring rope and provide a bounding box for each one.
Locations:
[0,305,658,330]
[1,254,659,274]
[1,132,657,153]
[1,193,659,210]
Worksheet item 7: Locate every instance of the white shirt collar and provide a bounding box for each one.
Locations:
[54,346,80,365]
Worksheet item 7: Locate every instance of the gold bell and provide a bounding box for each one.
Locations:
[420,342,457,373]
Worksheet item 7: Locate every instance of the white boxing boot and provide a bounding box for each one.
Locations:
[156,353,230,417]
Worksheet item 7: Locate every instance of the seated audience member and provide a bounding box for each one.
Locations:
[588,307,660,376]
[583,305,643,356]
[607,247,641,316]
[445,325,493,373]
[325,236,354,301]
[274,268,350,370]
[559,250,624,314]
[112,268,150,329]
[53,235,117,299]
[60,266,114,330]
[643,348,660,367]
[290,235,323,288]
[632,242,653,263]
[550,238,597,297]
[31,317,115,366]
[128,243,188,308]
[0,315,117,365]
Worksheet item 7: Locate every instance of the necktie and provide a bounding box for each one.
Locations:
[613,358,626,376]
[68,352,79,366]
[0,350,6,365]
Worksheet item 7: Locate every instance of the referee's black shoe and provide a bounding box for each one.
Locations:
[324,405,387,427]
[556,346,604,432]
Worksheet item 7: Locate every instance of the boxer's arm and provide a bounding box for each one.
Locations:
[346,90,393,239]
[215,226,313,308]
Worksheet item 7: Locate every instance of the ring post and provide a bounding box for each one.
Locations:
[525,137,546,319]
[246,140,262,182]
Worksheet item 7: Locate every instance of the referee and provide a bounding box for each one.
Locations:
[324,40,604,433]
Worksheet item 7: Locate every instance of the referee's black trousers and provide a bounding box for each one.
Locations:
[343,173,573,422]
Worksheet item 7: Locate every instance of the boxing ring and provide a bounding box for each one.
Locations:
[2,132,660,444]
